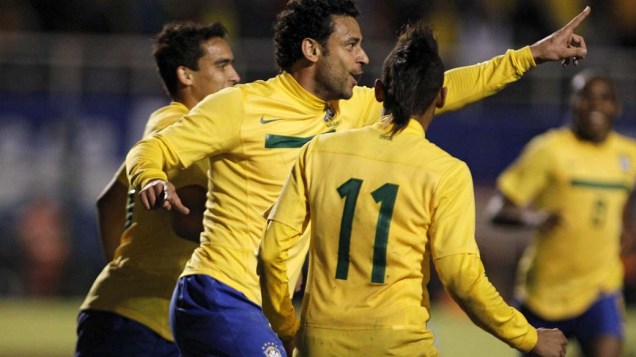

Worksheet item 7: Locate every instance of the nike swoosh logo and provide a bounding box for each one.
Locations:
[260,116,282,124]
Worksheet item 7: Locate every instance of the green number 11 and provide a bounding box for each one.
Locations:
[335,178,399,283]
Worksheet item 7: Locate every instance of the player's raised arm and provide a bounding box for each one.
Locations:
[529,6,590,66]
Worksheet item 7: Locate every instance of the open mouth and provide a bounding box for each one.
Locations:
[588,111,606,125]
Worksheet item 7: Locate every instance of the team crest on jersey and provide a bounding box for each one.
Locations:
[619,154,632,172]
[261,342,282,357]
[325,119,341,128]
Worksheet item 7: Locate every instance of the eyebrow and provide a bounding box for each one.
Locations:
[342,36,362,45]
[214,58,233,66]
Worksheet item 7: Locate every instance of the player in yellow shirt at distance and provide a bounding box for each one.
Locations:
[258,20,568,357]
[75,21,239,357]
[126,0,590,355]
[488,71,636,357]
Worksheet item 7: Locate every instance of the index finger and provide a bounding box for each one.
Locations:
[173,197,191,215]
[563,6,591,32]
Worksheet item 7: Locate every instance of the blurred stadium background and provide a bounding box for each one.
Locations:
[0,0,635,356]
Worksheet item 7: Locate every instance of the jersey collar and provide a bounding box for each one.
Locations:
[278,72,332,114]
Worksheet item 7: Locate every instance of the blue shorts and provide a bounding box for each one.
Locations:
[519,292,625,342]
[170,274,286,357]
[75,310,178,357]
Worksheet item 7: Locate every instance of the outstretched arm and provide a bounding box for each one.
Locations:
[439,6,591,113]
[487,192,560,235]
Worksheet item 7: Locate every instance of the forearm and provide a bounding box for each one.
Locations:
[259,220,301,341]
[489,201,547,229]
[97,196,126,261]
[126,136,180,190]
[440,47,536,113]
[435,253,537,352]
[96,166,129,261]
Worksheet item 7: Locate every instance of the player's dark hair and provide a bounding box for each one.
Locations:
[153,21,228,99]
[274,0,360,72]
[569,69,617,106]
[381,22,444,135]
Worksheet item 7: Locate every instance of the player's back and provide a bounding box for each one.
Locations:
[298,120,470,354]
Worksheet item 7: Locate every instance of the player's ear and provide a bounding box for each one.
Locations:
[177,66,193,86]
[301,38,321,63]
[374,79,385,102]
[436,87,447,108]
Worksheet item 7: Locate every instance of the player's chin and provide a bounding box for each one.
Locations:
[341,90,354,100]
[341,84,355,99]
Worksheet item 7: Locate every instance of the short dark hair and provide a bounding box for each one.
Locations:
[153,21,228,99]
[381,21,444,135]
[569,69,617,107]
[273,0,360,72]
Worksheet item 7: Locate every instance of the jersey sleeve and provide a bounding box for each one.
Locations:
[260,142,315,340]
[435,253,538,352]
[126,88,243,189]
[259,219,302,341]
[439,47,536,114]
[430,162,537,351]
[428,161,479,259]
[496,135,553,207]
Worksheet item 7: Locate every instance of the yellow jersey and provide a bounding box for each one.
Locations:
[261,119,537,355]
[80,102,207,341]
[497,128,636,319]
[126,48,536,305]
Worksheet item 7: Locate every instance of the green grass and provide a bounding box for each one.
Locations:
[0,298,81,357]
[0,298,634,357]
[430,303,636,357]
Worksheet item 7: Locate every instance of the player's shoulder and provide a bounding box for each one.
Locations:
[346,85,376,106]
[309,125,367,148]
[233,73,294,99]
[522,127,569,153]
[422,140,468,172]
[145,102,189,135]
[537,127,568,142]
[193,85,246,115]
[351,85,373,96]
[235,78,274,96]
[610,131,636,149]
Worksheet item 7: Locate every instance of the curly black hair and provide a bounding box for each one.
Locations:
[381,21,445,135]
[153,22,228,99]
[273,0,359,72]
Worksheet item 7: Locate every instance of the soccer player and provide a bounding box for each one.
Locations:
[259,21,568,357]
[125,1,589,355]
[488,71,636,357]
[75,21,239,357]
